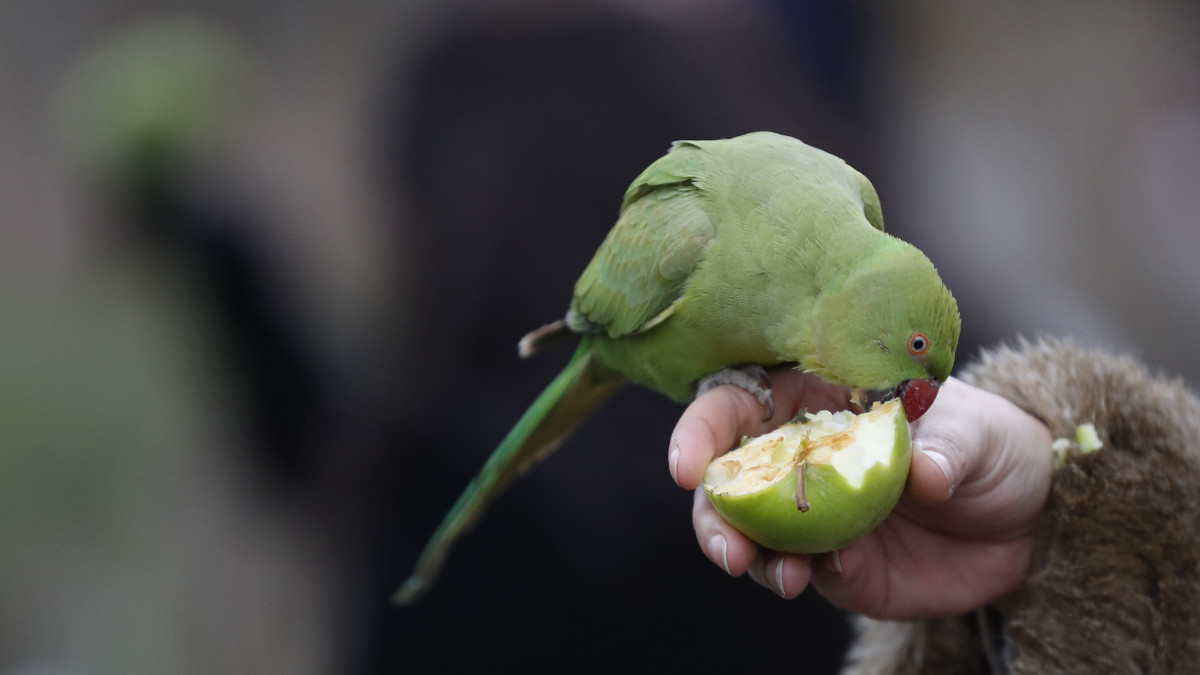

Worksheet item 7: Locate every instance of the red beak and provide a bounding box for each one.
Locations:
[899,378,941,422]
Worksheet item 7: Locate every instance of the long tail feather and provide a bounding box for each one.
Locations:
[394,342,622,605]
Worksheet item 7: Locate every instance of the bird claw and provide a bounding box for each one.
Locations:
[696,365,775,421]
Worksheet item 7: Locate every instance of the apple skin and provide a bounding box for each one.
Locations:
[703,402,912,554]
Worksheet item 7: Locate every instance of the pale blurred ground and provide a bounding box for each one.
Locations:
[0,1,1198,674]
[0,2,426,673]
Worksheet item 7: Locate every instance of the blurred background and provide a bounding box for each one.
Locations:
[2,0,1199,673]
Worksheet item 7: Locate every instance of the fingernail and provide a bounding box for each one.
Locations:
[827,550,843,575]
[708,534,730,574]
[919,441,955,496]
[669,440,681,484]
[773,558,786,597]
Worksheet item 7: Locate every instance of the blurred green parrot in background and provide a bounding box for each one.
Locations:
[397,131,960,604]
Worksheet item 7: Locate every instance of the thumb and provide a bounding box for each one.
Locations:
[900,378,1053,537]
[907,435,967,506]
[903,378,983,507]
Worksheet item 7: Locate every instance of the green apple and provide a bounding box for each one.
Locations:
[702,398,911,554]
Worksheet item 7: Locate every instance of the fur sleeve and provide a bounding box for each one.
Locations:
[841,337,1200,674]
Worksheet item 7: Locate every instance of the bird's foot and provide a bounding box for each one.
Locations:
[696,365,774,421]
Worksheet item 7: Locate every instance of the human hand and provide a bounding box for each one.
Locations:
[668,369,1053,620]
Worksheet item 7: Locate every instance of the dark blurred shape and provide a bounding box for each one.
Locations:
[345,2,879,672]
[133,180,333,486]
[61,17,333,487]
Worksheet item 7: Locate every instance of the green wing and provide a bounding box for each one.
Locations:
[567,142,715,337]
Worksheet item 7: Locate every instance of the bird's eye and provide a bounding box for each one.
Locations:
[908,333,930,356]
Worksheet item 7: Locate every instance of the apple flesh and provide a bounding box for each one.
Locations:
[702,399,911,554]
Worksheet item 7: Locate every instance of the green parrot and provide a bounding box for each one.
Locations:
[396,131,960,604]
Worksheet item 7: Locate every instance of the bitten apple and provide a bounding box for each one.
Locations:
[702,399,911,554]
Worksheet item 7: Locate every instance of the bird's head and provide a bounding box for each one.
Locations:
[805,243,960,422]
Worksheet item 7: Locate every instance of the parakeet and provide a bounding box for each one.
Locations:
[396,131,960,604]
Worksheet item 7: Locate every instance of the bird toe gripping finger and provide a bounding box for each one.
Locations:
[696,365,775,420]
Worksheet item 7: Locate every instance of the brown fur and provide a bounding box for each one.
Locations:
[841,337,1200,674]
